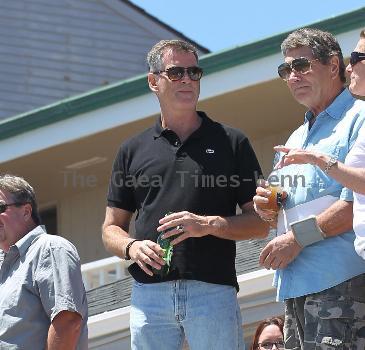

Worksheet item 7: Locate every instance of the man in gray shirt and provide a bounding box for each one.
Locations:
[0,174,88,350]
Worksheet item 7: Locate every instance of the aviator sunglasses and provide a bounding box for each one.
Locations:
[258,340,285,350]
[278,57,318,80]
[153,66,203,81]
[350,51,365,66]
[0,200,27,214]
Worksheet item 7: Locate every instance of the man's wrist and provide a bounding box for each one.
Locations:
[315,154,329,169]
[287,230,302,249]
[124,239,141,260]
[208,215,228,237]
[253,203,277,227]
[316,154,338,174]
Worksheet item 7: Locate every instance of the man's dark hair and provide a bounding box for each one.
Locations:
[281,28,346,83]
[147,39,199,72]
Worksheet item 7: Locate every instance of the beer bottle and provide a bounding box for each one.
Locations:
[153,212,175,277]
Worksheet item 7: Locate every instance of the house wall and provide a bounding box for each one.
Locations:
[59,185,109,263]
[0,0,207,121]
[252,129,293,177]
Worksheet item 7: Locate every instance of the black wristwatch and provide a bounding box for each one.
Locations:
[125,239,140,260]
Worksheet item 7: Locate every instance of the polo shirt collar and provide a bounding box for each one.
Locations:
[15,225,46,257]
[304,88,351,123]
[153,111,210,139]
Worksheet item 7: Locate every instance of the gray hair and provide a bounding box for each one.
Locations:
[281,28,346,83]
[147,39,199,72]
[0,174,41,225]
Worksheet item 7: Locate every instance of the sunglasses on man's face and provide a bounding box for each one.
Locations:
[0,201,26,214]
[153,66,203,81]
[350,51,365,66]
[278,57,318,80]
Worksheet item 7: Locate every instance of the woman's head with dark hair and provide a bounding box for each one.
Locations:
[250,316,284,350]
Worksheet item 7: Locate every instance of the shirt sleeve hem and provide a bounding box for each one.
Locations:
[50,304,85,322]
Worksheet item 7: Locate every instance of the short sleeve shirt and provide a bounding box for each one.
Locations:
[107,112,262,289]
[273,89,365,301]
[0,226,88,350]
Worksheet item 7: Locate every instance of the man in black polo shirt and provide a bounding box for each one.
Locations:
[102,39,268,350]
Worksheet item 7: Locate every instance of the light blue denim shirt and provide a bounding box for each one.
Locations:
[273,89,365,301]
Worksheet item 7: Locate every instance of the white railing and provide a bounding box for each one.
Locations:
[81,256,130,291]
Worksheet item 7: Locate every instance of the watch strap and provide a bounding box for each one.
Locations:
[125,239,141,260]
[324,156,338,174]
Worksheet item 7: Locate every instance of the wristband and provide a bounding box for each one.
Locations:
[290,215,325,248]
[125,239,141,260]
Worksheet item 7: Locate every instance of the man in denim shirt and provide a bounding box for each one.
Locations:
[254,28,365,349]
[0,174,88,349]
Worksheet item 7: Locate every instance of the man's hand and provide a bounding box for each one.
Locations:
[253,183,287,225]
[157,211,212,245]
[259,231,302,270]
[253,185,278,221]
[129,240,166,276]
[273,146,324,169]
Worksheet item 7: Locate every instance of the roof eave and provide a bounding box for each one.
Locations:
[0,6,364,142]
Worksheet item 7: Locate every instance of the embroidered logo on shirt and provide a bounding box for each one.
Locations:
[206,149,215,154]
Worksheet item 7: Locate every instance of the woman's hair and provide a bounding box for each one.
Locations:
[250,316,284,350]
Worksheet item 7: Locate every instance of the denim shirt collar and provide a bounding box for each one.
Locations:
[304,88,352,123]
[15,225,46,258]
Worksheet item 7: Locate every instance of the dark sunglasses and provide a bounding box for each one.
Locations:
[350,51,365,66]
[0,200,26,214]
[154,66,203,81]
[278,57,318,80]
[258,341,285,350]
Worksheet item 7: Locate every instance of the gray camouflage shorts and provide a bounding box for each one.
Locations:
[284,273,365,350]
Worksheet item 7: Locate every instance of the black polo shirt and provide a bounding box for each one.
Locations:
[107,111,262,290]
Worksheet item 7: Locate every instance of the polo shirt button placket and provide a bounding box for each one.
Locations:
[174,139,186,161]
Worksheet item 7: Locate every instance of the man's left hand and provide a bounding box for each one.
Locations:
[157,211,212,245]
[259,231,302,270]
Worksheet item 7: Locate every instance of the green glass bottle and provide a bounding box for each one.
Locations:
[153,212,175,277]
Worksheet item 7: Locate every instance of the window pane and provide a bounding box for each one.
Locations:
[40,207,58,235]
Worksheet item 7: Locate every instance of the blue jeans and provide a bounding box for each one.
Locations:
[130,279,244,350]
